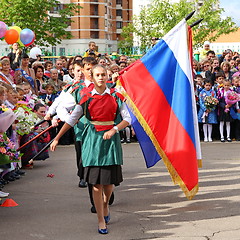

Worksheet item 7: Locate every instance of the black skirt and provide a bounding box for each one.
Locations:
[84,165,123,185]
[218,109,234,122]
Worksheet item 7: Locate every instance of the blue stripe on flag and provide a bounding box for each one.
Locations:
[141,39,195,145]
[129,108,161,168]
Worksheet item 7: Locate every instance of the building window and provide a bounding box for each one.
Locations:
[116,9,122,17]
[90,4,98,15]
[91,18,99,29]
[66,18,71,27]
[52,46,56,56]
[50,4,64,14]
[59,48,65,56]
[116,21,123,29]
[116,0,122,5]
[90,31,99,39]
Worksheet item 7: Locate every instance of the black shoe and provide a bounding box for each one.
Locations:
[109,192,114,205]
[0,178,9,185]
[221,138,225,142]
[10,172,21,179]
[15,169,25,175]
[227,138,232,142]
[78,179,87,188]
[4,176,15,181]
[126,139,131,143]
[3,173,15,182]
[91,205,97,213]
[121,139,125,143]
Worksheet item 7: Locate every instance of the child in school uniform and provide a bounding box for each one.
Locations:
[0,85,7,105]
[45,58,102,213]
[217,80,234,142]
[232,76,240,140]
[50,64,131,234]
[39,84,57,106]
[198,80,218,142]
[16,87,26,102]
[213,72,225,93]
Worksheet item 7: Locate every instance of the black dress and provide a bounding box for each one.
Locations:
[218,95,234,122]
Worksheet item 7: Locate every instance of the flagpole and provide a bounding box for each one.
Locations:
[17,120,61,151]
[190,19,204,28]
[32,113,57,129]
[29,138,55,161]
[185,11,195,21]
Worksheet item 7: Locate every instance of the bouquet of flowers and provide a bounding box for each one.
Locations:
[204,95,219,111]
[0,106,17,132]
[13,103,38,136]
[0,133,22,165]
[28,95,45,109]
[225,90,240,112]
[201,95,218,123]
[43,97,53,107]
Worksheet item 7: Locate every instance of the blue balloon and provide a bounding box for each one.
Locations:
[20,28,35,45]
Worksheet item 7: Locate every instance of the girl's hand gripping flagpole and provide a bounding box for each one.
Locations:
[32,113,57,130]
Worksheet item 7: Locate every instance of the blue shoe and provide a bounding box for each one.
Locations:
[98,228,108,234]
[104,213,110,224]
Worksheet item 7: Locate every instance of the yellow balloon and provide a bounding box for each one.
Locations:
[10,26,22,42]
[10,26,22,34]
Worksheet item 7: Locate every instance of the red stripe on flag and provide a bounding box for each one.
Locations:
[121,61,198,191]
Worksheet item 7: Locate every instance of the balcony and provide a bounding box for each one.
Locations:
[116,29,122,34]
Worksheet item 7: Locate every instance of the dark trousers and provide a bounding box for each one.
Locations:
[233,119,240,140]
[74,138,94,207]
[74,140,84,179]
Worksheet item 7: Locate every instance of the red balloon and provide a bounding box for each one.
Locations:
[5,29,19,44]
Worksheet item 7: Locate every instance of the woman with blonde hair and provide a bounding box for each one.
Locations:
[0,58,15,87]
[220,61,233,81]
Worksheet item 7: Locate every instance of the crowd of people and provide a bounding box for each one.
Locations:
[194,42,240,142]
[1,39,240,234]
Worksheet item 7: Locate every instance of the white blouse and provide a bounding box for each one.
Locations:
[57,87,131,127]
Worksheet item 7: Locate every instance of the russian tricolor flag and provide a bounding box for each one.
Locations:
[119,19,201,200]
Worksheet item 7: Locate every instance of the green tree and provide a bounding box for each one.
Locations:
[121,0,238,52]
[118,24,134,55]
[0,0,81,46]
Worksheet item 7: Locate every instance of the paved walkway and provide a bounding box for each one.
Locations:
[1,142,240,240]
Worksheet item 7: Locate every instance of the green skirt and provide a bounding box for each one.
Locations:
[81,124,123,167]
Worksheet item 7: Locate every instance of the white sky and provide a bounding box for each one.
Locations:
[220,0,240,26]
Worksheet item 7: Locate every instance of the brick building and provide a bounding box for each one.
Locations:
[51,0,133,56]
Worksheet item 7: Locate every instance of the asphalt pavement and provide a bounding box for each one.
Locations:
[1,141,240,240]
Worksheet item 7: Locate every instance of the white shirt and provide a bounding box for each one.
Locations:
[47,80,80,116]
[55,80,93,123]
[63,87,131,127]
